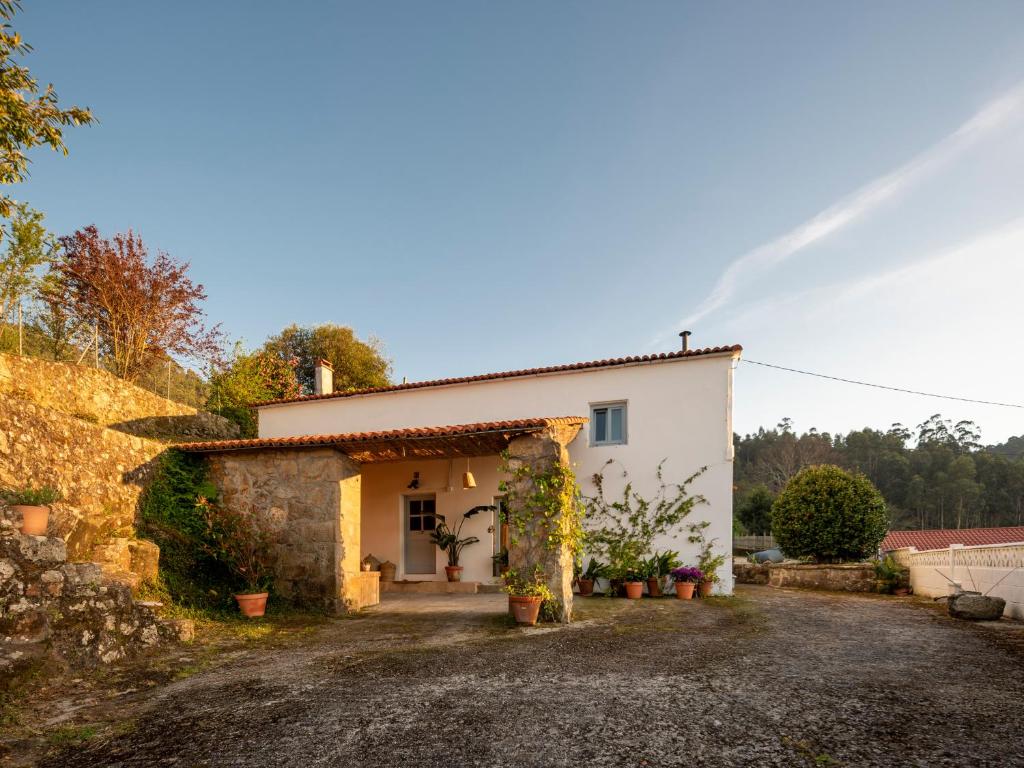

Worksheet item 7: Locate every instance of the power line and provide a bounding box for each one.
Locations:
[742,359,1024,410]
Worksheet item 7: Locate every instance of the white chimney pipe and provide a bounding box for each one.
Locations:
[314,359,334,395]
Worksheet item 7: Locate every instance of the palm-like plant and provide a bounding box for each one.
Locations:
[430,505,488,566]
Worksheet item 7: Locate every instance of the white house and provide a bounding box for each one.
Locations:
[248,341,742,592]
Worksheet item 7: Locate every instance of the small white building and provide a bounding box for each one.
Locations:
[248,342,742,593]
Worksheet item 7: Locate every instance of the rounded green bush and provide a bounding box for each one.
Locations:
[770,464,888,563]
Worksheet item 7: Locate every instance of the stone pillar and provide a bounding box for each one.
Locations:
[505,423,582,623]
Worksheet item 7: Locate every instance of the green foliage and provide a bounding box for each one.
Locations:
[1,484,60,506]
[0,2,95,219]
[263,323,391,394]
[499,454,586,558]
[582,558,609,581]
[687,521,726,583]
[771,464,888,563]
[137,450,235,609]
[585,459,706,580]
[0,204,55,326]
[429,508,483,567]
[736,485,775,535]
[196,496,278,594]
[735,414,1024,530]
[207,344,300,436]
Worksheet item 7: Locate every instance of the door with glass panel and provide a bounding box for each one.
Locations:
[404,495,437,575]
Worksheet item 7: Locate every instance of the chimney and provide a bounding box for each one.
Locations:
[314,359,334,395]
[679,330,692,353]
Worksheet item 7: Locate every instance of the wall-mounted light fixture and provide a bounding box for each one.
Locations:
[407,471,420,490]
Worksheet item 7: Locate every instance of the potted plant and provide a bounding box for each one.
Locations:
[2,485,62,536]
[689,521,726,597]
[645,550,681,597]
[503,568,554,626]
[577,558,608,597]
[198,496,277,617]
[670,566,703,599]
[430,506,484,582]
[622,565,645,599]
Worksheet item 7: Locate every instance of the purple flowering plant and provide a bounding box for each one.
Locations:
[670,566,704,584]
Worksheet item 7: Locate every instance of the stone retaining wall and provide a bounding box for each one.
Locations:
[0,395,166,560]
[0,353,238,442]
[734,562,770,585]
[0,513,191,681]
[768,562,877,592]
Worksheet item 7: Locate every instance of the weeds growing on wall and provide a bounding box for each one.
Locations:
[137,449,237,610]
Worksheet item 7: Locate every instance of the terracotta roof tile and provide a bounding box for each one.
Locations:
[256,344,743,407]
[882,527,1024,552]
[178,416,587,455]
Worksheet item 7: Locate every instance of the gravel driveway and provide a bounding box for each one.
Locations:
[33,587,1024,768]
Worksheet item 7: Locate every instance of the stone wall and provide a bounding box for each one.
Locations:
[0,395,169,561]
[733,561,770,585]
[0,353,238,442]
[207,448,378,613]
[767,562,877,592]
[0,512,191,681]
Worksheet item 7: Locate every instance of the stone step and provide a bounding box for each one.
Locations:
[380,580,480,594]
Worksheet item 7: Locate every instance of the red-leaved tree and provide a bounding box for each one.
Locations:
[56,226,221,381]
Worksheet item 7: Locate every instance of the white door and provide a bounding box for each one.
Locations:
[404,495,437,575]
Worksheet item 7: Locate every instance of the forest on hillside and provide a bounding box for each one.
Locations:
[734,415,1024,533]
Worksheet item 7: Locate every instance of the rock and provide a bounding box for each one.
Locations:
[128,539,160,583]
[948,593,1006,621]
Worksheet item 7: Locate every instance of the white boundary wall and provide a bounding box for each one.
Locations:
[892,543,1024,620]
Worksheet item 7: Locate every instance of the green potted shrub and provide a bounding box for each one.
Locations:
[577,558,608,597]
[503,567,554,626]
[689,521,727,597]
[2,485,62,536]
[644,550,681,597]
[430,506,484,582]
[198,496,278,617]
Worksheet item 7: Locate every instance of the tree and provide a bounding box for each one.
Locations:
[55,226,221,381]
[263,323,390,393]
[33,268,78,360]
[207,345,299,436]
[735,485,774,534]
[0,203,54,334]
[0,1,94,219]
[770,464,888,563]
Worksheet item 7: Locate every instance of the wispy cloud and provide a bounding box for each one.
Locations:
[657,81,1024,343]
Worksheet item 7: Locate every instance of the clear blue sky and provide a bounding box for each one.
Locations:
[16,2,1024,442]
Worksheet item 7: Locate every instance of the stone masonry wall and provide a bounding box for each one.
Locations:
[208,448,376,613]
[0,395,168,561]
[0,511,191,681]
[768,562,877,592]
[0,353,238,442]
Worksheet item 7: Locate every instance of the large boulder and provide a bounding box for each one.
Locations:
[948,592,1006,621]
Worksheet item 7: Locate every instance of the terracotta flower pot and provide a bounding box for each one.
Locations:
[577,578,594,596]
[674,581,695,599]
[624,581,644,599]
[235,592,269,617]
[698,581,714,598]
[444,565,463,582]
[647,577,663,597]
[14,505,49,536]
[509,595,543,626]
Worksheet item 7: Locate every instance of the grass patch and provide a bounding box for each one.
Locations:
[46,724,99,746]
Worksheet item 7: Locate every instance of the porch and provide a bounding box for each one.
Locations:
[180,416,585,619]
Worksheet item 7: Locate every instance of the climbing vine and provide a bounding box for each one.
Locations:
[497,451,586,559]
[585,459,708,578]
